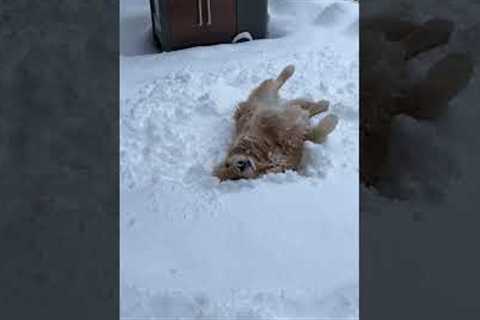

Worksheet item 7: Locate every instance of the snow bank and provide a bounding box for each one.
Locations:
[120,1,359,318]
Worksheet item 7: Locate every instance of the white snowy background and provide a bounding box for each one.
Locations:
[120,1,359,319]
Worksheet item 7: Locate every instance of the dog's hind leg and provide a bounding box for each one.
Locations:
[247,65,295,103]
[306,114,339,143]
[285,99,329,117]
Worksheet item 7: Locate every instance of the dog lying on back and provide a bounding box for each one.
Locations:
[214,65,339,181]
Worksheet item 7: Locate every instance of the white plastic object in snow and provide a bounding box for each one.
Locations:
[232,31,253,43]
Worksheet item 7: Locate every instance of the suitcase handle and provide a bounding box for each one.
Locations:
[197,0,203,26]
[206,0,212,25]
[232,32,253,43]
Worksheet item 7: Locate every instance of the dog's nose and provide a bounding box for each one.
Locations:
[236,160,250,171]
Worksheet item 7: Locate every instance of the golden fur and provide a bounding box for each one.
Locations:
[214,65,339,181]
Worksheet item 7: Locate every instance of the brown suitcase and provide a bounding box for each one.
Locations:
[150,0,269,51]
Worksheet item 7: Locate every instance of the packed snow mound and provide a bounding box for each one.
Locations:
[120,0,359,319]
[315,2,350,26]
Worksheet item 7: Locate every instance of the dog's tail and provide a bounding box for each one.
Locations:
[275,65,295,90]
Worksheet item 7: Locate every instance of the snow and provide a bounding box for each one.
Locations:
[120,1,359,319]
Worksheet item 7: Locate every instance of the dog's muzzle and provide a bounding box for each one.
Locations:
[236,159,251,172]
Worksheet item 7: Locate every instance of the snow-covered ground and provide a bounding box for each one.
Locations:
[120,1,359,319]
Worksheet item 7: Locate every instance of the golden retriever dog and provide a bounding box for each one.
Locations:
[214,65,339,181]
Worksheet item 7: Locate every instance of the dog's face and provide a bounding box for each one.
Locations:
[214,153,257,181]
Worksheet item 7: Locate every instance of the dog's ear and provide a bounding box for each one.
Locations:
[213,163,228,181]
[254,162,272,174]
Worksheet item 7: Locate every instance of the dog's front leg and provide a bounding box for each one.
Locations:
[285,99,330,117]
